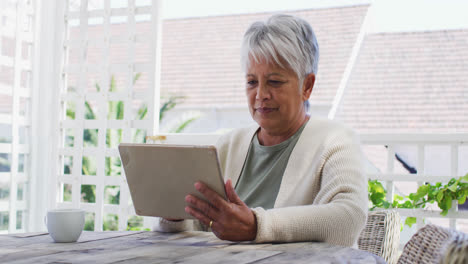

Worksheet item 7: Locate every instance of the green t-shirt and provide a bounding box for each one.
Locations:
[235,121,308,209]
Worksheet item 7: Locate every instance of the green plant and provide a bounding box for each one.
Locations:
[159,95,201,133]
[160,95,184,121]
[126,215,150,231]
[103,214,119,231]
[84,213,95,231]
[369,173,468,227]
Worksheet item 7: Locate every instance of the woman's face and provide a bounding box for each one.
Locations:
[246,59,313,134]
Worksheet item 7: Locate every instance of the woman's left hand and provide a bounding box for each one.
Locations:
[185,179,257,241]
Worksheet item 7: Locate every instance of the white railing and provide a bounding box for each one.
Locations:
[360,133,468,232]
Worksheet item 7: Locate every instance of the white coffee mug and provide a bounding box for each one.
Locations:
[45,209,85,243]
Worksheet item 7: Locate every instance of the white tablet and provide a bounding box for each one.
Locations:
[118,143,227,219]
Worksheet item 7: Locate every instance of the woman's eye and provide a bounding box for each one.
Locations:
[269,80,283,86]
[247,80,257,86]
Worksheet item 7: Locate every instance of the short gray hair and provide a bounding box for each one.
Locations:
[241,14,320,78]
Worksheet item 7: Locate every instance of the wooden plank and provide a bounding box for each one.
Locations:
[6,232,48,238]
[125,230,192,242]
[2,231,147,263]
[62,246,198,264]
[0,248,61,263]
[254,244,386,264]
[1,232,214,263]
[172,248,283,264]
[260,242,316,251]
[163,231,236,248]
[76,231,145,243]
[0,231,144,248]
[77,245,213,264]
[223,242,271,251]
[17,232,146,252]
[328,247,386,264]
[0,231,386,264]
[0,234,50,248]
[8,240,215,264]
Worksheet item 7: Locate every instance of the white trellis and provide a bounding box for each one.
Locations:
[54,0,161,232]
[361,133,468,230]
[0,0,36,234]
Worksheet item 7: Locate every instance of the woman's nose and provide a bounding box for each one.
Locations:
[255,82,270,100]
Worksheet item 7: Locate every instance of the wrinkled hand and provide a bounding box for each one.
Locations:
[185,179,257,241]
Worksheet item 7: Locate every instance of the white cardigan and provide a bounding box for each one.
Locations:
[154,117,368,247]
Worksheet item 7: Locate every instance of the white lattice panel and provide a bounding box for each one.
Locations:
[55,0,160,232]
[361,133,468,231]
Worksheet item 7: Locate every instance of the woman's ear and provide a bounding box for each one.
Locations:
[302,73,315,100]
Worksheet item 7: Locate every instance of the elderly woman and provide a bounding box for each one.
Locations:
[154,14,368,247]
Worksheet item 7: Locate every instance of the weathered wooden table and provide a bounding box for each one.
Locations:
[0,231,386,263]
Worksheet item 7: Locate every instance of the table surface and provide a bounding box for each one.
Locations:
[0,231,386,264]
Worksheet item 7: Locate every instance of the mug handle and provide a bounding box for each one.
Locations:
[44,215,47,226]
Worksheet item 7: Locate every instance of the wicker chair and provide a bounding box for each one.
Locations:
[442,231,468,264]
[358,210,401,264]
[398,224,468,264]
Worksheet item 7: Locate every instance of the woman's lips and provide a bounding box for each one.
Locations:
[255,107,278,114]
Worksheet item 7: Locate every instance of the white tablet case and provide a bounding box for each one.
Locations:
[118,143,227,219]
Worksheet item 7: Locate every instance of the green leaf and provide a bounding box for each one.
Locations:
[382,201,391,209]
[402,201,413,208]
[458,196,466,205]
[159,95,185,121]
[443,197,453,211]
[405,217,417,227]
[373,182,385,193]
[133,73,142,84]
[110,76,117,92]
[116,101,124,120]
[173,117,198,133]
[461,174,468,183]
[447,181,459,192]
[66,108,75,119]
[370,192,385,201]
[436,191,444,203]
[417,185,430,196]
[105,155,111,176]
[84,101,96,120]
[137,104,147,120]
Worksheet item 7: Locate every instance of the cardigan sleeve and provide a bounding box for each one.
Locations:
[251,128,368,247]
